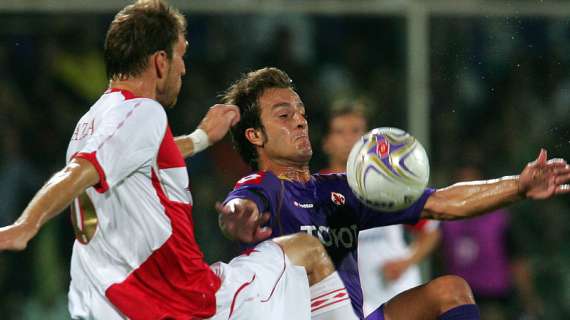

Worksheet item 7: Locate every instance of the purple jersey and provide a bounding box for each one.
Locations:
[225,171,434,319]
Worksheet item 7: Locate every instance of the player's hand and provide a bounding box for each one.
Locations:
[198,104,240,145]
[519,149,570,199]
[0,223,35,251]
[381,259,410,281]
[216,199,272,243]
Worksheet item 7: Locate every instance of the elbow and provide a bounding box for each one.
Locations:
[423,199,468,221]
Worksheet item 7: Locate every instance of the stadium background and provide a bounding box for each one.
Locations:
[1,0,570,318]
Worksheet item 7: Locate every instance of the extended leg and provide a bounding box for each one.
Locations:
[273,233,359,320]
[273,233,334,285]
[383,275,479,320]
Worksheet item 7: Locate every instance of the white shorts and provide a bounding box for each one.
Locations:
[207,240,311,320]
[68,240,310,319]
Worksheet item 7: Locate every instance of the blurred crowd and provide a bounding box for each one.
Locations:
[1,11,570,319]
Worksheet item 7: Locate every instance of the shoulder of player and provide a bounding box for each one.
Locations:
[108,98,167,123]
[233,171,279,189]
[312,172,347,184]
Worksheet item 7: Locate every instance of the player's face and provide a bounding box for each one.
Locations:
[161,34,187,108]
[257,87,312,165]
[323,113,367,167]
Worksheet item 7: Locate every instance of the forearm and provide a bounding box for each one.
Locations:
[175,129,210,158]
[174,135,195,158]
[423,175,524,220]
[1,159,98,249]
[18,167,87,228]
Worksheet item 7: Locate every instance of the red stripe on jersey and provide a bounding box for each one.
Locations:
[105,133,221,319]
[229,274,256,318]
[74,152,109,193]
[311,297,351,313]
[260,243,287,303]
[234,171,266,189]
[157,126,186,169]
[406,219,436,232]
[105,88,139,100]
[310,288,347,302]
[310,287,350,312]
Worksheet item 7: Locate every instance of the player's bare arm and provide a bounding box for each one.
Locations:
[216,198,272,243]
[422,149,570,220]
[0,158,99,251]
[175,104,240,157]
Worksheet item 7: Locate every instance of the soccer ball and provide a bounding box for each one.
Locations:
[346,127,430,212]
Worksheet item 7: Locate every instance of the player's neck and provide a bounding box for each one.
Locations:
[109,76,156,100]
[263,162,311,182]
[326,161,347,174]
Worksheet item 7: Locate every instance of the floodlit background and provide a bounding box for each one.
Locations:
[1,0,570,319]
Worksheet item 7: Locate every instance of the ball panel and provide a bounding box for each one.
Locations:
[346,127,430,212]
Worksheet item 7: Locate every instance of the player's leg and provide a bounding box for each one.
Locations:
[273,233,359,320]
[273,233,334,284]
[381,275,480,320]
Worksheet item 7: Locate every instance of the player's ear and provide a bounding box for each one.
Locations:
[153,50,168,79]
[245,128,264,147]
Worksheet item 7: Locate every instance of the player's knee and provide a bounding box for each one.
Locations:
[427,275,475,313]
[287,233,334,283]
[297,233,324,254]
[290,233,327,262]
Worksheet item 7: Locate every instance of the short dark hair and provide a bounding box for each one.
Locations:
[104,0,186,80]
[325,98,369,135]
[222,67,294,170]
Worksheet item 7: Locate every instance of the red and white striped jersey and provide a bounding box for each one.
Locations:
[66,89,220,319]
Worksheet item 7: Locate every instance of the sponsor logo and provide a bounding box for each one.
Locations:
[293,201,314,209]
[300,225,358,249]
[331,192,345,206]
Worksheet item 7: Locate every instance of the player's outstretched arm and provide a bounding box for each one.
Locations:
[175,104,240,158]
[216,199,272,243]
[0,158,99,251]
[422,149,570,220]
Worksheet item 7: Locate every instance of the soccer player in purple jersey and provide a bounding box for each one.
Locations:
[216,67,570,320]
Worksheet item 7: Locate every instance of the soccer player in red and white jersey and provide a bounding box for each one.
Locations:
[321,103,441,317]
[0,1,353,319]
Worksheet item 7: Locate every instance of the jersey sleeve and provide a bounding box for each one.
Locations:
[405,218,440,233]
[223,172,275,214]
[355,187,436,230]
[74,99,167,193]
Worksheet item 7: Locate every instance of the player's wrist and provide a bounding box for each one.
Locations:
[513,175,526,199]
[188,128,211,155]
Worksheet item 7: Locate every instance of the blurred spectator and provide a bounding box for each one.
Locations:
[440,162,543,320]
[320,99,440,317]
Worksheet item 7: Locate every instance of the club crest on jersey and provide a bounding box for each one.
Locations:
[331,192,345,206]
[376,135,390,159]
